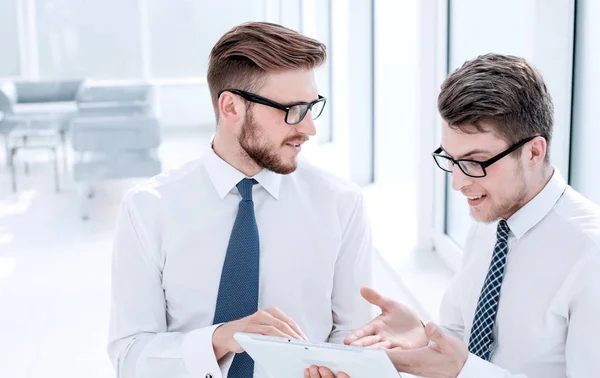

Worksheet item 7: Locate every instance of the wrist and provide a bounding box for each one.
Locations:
[212,324,232,360]
[417,319,429,348]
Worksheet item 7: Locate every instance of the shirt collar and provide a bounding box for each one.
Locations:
[202,139,282,200]
[506,166,567,239]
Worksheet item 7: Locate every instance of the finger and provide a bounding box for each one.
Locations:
[425,322,450,350]
[344,322,376,345]
[371,338,417,350]
[367,340,393,350]
[256,311,303,340]
[318,366,335,377]
[360,287,393,311]
[309,365,321,378]
[249,324,295,339]
[349,334,382,347]
[338,372,350,378]
[265,307,308,340]
[304,368,310,378]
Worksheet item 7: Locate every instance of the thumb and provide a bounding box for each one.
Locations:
[425,322,451,350]
[360,287,391,311]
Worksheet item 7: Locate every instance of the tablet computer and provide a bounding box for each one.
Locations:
[234,333,402,378]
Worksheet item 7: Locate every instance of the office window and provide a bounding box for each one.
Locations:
[146,0,265,79]
[35,0,143,79]
[302,0,373,184]
[0,0,21,77]
[373,0,418,184]
[444,0,574,248]
[280,0,302,32]
[570,0,600,206]
[301,0,332,143]
[370,0,420,257]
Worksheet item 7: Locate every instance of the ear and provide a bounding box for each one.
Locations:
[527,136,547,167]
[218,91,245,125]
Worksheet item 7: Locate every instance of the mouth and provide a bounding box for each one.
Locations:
[284,140,305,153]
[465,194,487,206]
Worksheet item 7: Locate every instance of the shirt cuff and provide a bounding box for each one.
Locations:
[457,353,509,378]
[182,324,235,378]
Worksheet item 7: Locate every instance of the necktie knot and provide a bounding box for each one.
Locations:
[497,220,510,239]
[237,178,257,201]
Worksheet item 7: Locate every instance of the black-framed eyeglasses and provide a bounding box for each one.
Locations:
[432,136,539,178]
[218,89,326,125]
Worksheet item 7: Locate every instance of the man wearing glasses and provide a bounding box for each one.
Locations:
[107,22,374,378]
[314,54,600,378]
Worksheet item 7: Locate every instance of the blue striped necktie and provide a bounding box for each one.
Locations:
[213,178,260,377]
[468,220,510,361]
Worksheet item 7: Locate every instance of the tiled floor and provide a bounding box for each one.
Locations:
[0,131,410,378]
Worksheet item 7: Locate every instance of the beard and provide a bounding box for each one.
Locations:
[238,111,302,175]
[474,161,528,223]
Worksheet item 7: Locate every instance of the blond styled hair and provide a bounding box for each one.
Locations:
[207,22,327,120]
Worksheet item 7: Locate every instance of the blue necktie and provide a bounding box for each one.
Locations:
[468,220,510,361]
[213,178,260,377]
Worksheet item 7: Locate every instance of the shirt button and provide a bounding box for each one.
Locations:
[205,374,213,378]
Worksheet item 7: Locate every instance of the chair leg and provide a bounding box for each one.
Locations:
[78,183,91,220]
[9,148,17,192]
[21,136,29,175]
[52,147,60,192]
[60,130,68,172]
[5,136,11,167]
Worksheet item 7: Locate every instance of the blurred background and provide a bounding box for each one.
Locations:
[0,0,598,377]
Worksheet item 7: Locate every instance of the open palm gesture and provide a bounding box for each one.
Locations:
[344,287,428,350]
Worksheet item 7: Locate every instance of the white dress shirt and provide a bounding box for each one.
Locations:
[440,168,600,378]
[107,147,374,378]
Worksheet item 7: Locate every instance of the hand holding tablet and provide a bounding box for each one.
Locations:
[234,333,401,378]
[303,365,349,378]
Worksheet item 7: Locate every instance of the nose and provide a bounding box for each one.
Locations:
[451,164,474,191]
[295,113,317,137]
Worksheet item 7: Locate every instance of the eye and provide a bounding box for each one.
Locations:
[462,161,480,169]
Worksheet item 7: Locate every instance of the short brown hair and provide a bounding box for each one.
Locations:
[207,22,327,121]
[438,53,554,161]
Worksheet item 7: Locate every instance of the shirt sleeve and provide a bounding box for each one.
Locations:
[327,189,376,344]
[563,248,600,377]
[457,354,528,378]
[107,190,234,378]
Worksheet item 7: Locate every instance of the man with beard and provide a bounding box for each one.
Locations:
[107,22,374,378]
[313,54,600,378]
